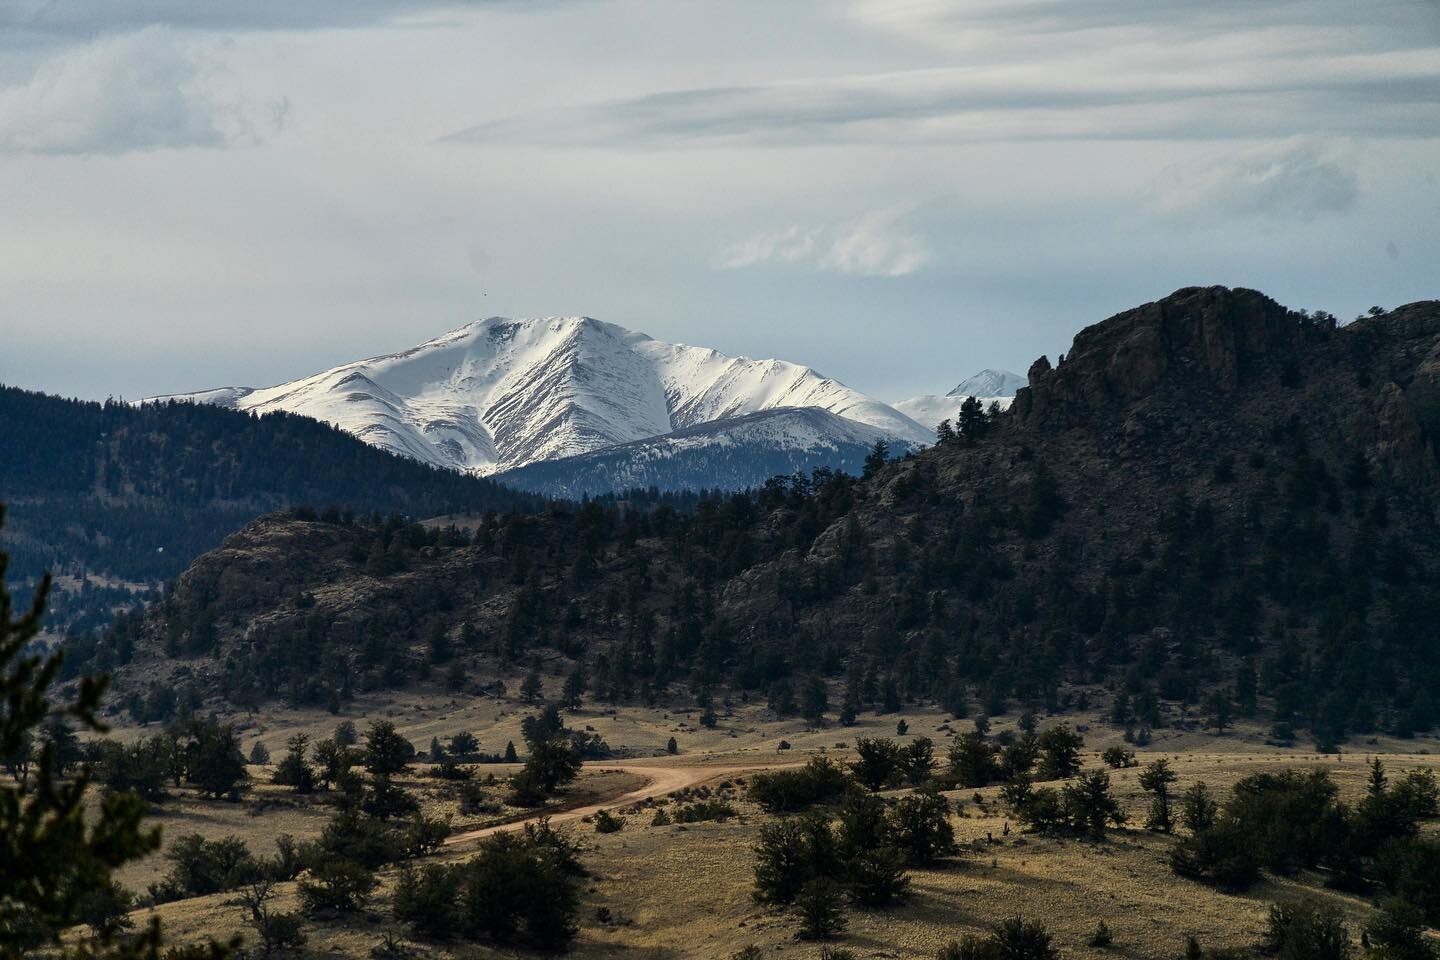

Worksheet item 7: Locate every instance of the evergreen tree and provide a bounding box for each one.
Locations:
[1139,759,1179,833]
[0,505,231,957]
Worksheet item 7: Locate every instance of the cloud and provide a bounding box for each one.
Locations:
[445,0,1440,147]
[0,0,577,38]
[0,27,277,154]
[720,207,932,278]
[1149,139,1360,222]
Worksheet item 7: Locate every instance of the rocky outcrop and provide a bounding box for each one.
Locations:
[1012,286,1322,428]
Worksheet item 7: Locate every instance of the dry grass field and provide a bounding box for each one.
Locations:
[102,686,1440,959]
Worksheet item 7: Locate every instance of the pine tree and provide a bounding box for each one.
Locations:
[1139,759,1178,833]
[0,505,232,957]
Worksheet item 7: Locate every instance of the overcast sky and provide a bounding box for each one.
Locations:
[1,0,1437,404]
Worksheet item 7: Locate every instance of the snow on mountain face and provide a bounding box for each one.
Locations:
[151,317,930,476]
[494,407,919,498]
[894,368,1023,431]
[948,368,1025,398]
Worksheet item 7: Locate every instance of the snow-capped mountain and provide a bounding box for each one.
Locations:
[495,407,919,498]
[894,368,1024,431]
[152,316,930,478]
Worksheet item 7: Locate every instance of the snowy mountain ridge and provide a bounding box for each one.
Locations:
[893,367,1024,431]
[151,316,930,477]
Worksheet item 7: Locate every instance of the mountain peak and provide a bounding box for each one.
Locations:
[154,316,928,477]
[946,368,1025,398]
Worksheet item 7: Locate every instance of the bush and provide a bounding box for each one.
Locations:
[851,738,900,792]
[1088,920,1113,948]
[299,858,378,914]
[795,877,847,940]
[454,831,580,950]
[593,809,625,833]
[394,864,462,939]
[151,834,260,902]
[672,800,736,823]
[939,917,1060,960]
[1262,901,1352,960]
[748,756,852,813]
[889,790,957,865]
[1101,746,1136,769]
[1169,820,1261,891]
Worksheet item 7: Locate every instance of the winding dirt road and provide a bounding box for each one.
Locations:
[443,760,789,847]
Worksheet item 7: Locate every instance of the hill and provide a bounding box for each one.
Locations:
[0,386,539,594]
[102,288,1440,745]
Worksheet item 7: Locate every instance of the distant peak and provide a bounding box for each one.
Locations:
[946,368,1025,398]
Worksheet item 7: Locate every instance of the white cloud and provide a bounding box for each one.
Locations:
[449,0,1440,147]
[720,207,932,278]
[0,27,276,155]
[1150,139,1361,222]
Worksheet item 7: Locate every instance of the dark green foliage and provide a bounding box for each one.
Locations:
[363,721,411,776]
[671,800,736,824]
[1169,819,1261,891]
[449,829,584,955]
[1365,898,1438,960]
[938,917,1060,960]
[593,809,624,833]
[1262,901,1352,960]
[0,385,535,591]
[270,734,314,793]
[1139,760,1178,833]
[1036,724,1083,780]
[900,737,935,784]
[363,775,420,821]
[1101,746,1136,769]
[795,877,847,940]
[1088,920,1113,948]
[0,504,205,958]
[151,835,260,902]
[1061,770,1126,839]
[393,864,463,939]
[851,737,900,792]
[170,717,248,800]
[888,790,956,865]
[233,879,306,957]
[747,756,853,813]
[1180,782,1218,834]
[948,731,998,788]
[298,859,377,914]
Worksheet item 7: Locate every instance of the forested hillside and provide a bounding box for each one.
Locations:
[0,386,539,588]
[103,288,1440,746]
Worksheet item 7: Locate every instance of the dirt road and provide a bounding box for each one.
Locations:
[443,760,789,847]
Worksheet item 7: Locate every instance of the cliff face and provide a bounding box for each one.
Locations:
[113,288,1440,741]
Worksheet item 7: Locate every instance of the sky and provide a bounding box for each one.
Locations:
[1,0,1437,405]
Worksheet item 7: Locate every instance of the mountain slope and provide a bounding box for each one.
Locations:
[493,407,919,498]
[894,368,1023,431]
[0,385,539,589]
[155,317,930,476]
[108,288,1440,744]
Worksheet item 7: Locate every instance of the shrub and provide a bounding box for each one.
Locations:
[1170,820,1261,891]
[795,877,847,940]
[364,721,412,776]
[455,831,580,950]
[394,864,462,939]
[889,790,957,865]
[1102,747,1136,769]
[151,834,259,902]
[299,859,378,914]
[851,738,900,792]
[748,756,852,813]
[1262,901,1352,960]
[593,809,625,833]
[672,800,736,823]
[1088,920,1113,948]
